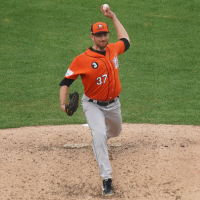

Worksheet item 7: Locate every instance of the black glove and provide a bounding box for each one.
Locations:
[65,92,79,116]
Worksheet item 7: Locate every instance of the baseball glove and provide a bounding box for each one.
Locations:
[65,92,79,116]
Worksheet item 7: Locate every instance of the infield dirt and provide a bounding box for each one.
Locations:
[1,123,200,200]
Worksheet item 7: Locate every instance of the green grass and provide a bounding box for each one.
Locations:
[0,0,200,129]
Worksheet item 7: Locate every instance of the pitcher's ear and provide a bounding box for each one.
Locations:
[90,34,94,41]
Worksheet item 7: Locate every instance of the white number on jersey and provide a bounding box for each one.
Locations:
[96,74,107,85]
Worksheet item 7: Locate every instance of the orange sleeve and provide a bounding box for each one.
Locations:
[112,40,125,55]
[64,55,86,80]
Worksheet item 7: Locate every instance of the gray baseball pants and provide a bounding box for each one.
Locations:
[81,94,122,180]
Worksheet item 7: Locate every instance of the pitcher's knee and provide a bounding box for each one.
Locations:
[115,127,122,137]
[117,128,122,136]
[107,126,122,138]
[116,124,122,136]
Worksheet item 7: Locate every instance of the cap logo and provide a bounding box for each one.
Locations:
[97,24,104,30]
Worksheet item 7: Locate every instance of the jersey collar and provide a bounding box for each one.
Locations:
[85,47,107,58]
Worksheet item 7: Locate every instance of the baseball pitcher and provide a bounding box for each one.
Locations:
[59,5,130,195]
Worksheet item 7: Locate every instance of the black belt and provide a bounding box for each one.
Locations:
[89,96,119,106]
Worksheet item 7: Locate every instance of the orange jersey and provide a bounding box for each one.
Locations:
[65,40,125,101]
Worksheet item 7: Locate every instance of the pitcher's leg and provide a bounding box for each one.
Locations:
[82,101,112,180]
[105,105,122,139]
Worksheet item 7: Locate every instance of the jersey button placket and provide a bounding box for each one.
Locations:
[107,59,115,100]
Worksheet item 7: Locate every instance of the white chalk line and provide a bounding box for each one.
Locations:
[63,143,121,149]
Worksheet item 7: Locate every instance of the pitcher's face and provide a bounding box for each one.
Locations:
[90,33,109,51]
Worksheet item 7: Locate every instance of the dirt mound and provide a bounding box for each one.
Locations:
[1,123,200,200]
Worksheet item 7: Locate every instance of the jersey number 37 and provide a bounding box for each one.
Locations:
[96,74,107,85]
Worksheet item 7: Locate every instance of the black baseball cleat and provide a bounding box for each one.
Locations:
[102,178,114,195]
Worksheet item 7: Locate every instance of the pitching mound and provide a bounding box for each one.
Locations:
[1,123,200,200]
